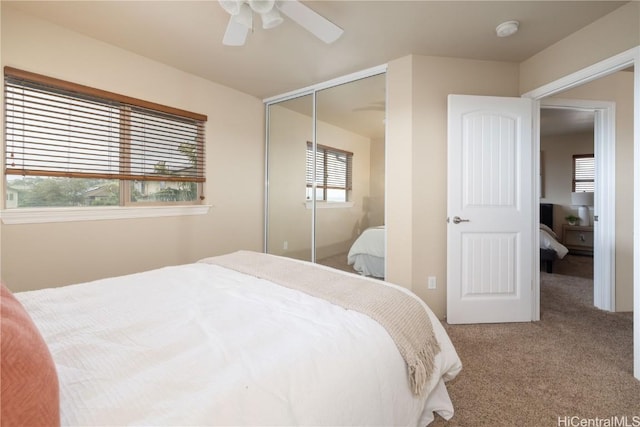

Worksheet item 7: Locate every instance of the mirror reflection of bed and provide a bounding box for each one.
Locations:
[346,225,385,278]
[316,224,385,279]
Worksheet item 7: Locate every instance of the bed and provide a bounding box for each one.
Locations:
[347,225,385,278]
[1,250,462,426]
[540,203,569,273]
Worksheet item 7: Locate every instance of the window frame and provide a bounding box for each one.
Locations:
[305,141,353,203]
[572,153,595,192]
[3,67,208,213]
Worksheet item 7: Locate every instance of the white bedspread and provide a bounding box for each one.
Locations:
[348,225,385,259]
[540,228,569,259]
[16,260,461,426]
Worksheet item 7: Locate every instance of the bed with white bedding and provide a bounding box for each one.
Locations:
[539,203,569,273]
[4,250,462,426]
[347,225,385,278]
[540,223,569,259]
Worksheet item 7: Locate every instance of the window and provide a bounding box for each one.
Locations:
[573,154,594,192]
[305,142,352,202]
[4,67,207,209]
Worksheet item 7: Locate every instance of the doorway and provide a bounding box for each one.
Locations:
[524,47,638,380]
[540,98,617,312]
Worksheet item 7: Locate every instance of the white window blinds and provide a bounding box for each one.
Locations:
[4,67,206,184]
[573,154,594,192]
[306,142,353,198]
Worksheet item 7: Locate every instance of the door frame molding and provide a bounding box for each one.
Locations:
[540,98,616,312]
[522,46,639,380]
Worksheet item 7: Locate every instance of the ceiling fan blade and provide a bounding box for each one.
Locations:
[277,0,343,44]
[223,17,249,46]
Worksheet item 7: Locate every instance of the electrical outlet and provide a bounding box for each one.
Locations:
[428,276,437,290]
[283,241,288,250]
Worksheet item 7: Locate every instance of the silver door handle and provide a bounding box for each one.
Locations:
[452,216,470,224]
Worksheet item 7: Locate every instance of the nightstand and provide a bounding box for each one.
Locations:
[562,224,594,256]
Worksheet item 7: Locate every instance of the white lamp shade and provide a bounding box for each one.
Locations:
[571,191,594,207]
[571,192,594,226]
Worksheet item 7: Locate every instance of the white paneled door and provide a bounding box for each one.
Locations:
[447,95,534,324]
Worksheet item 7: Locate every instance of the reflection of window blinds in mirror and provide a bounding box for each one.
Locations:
[305,142,353,191]
[573,154,594,192]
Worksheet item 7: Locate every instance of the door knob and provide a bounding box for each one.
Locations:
[452,216,470,224]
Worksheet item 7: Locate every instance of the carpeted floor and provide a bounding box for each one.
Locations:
[317,252,353,274]
[431,257,638,426]
[549,253,594,279]
[318,252,638,425]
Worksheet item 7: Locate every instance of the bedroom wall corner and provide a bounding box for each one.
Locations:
[386,54,519,319]
[519,2,640,94]
[385,56,414,292]
[409,56,520,320]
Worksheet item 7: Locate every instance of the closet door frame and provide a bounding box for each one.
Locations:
[264,64,387,262]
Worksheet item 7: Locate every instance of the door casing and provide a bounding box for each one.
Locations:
[540,98,616,312]
[523,46,639,380]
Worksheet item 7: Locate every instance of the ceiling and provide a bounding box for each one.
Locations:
[4,1,629,139]
[276,73,387,139]
[540,108,595,137]
[5,1,628,100]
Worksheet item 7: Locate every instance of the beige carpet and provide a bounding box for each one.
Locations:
[432,261,638,426]
[318,252,638,425]
[551,253,594,279]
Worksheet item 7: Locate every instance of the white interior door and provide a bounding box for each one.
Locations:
[447,94,534,324]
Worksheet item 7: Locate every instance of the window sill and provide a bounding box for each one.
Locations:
[0,205,212,225]
[304,201,355,209]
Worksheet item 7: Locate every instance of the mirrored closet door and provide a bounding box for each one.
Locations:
[266,93,314,262]
[265,71,386,277]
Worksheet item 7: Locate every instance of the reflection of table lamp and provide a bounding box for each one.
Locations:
[571,191,594,226]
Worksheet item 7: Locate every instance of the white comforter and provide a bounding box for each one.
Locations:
[348,225,385,260]
[17,260,461,426]
[540,224,569,259]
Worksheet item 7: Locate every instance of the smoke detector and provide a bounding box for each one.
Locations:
[496,20,519,37]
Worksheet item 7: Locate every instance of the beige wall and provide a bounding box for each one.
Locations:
[369,136,385,227]
[1,2,637,318]
[1,6,265,291]
[386,56,414,289]
[540,131,594,235]
[520,1,640,94]
[386,55,520,319]
[267,104,374,261]
[388,3,637,319]
[552,71,635,311]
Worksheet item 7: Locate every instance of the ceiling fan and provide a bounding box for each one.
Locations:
[219,0,343,46]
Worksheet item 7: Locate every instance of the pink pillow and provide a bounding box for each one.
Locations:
[1,284,60,427]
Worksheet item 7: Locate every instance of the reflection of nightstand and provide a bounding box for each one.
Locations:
[562,224,594,256]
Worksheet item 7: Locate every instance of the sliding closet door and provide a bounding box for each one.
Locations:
[314,74,386,271]
[265,71,386,273]
[266,94,313,261]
